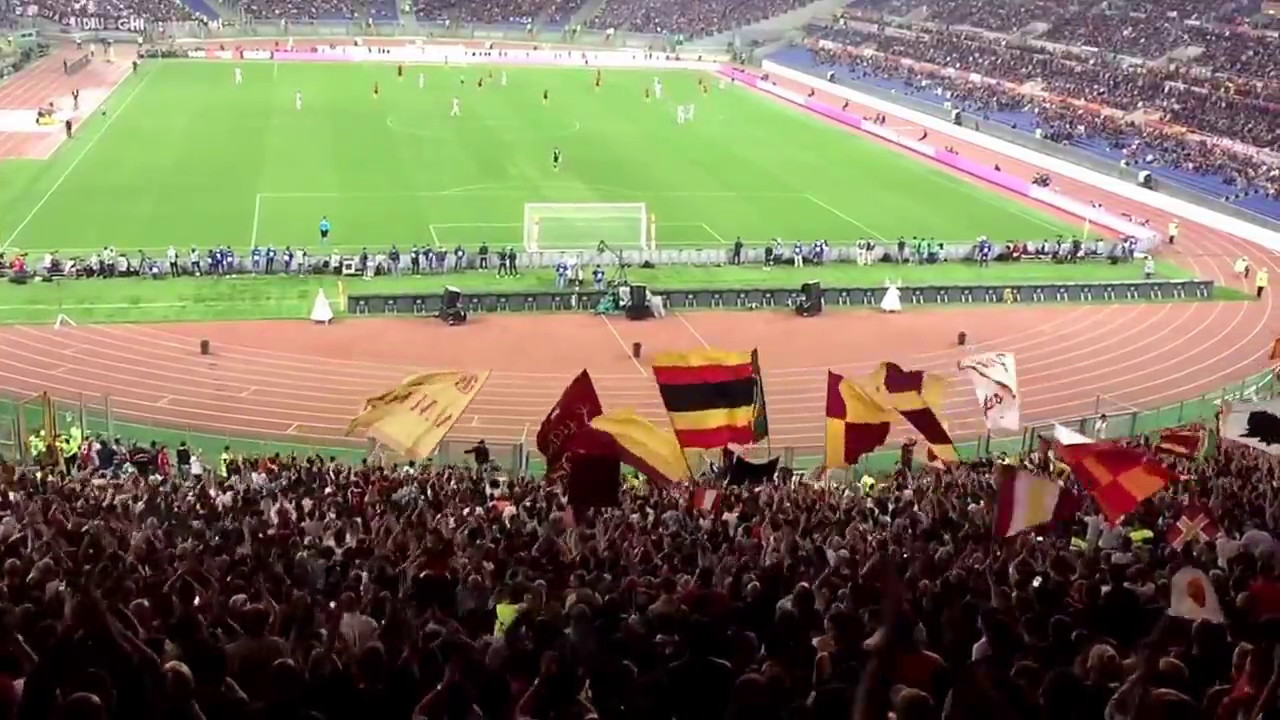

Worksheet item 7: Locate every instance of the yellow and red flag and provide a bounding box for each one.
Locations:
[576,409,692,488]
[868,362,959,464]
[824,371,892,467]
[1055,442,1175,520]
[992,464,1078,537]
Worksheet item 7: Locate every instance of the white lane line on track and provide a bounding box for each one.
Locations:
[675,312,712,349]
[64,303,1138,389]
[2,303,1155,407]
[80,303,1109,378]
[600,315,648,376]
[0,299,1244,435]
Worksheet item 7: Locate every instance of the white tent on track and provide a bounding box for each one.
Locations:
[310,288,334,324]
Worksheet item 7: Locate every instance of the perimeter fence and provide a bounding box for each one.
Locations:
[0,369,1274,474]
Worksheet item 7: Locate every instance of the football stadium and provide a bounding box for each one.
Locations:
[1,12,1280,713]
[0,59,1193,324]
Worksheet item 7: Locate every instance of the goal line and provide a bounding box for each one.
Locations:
[523,202,652,253]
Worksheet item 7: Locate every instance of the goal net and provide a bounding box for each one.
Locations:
[523,203,650,252]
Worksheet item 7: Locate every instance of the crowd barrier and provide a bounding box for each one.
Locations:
[147,21,680,51]
[759,60,1280,250]
[185,44,726,69]
[0,392,527,470]
[2,370,1271,475]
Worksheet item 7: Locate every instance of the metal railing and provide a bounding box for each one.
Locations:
[2,370,1272,472]
[51,16,685,50]
[0,392,525,469]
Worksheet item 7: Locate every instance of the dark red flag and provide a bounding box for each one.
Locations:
[538,370,604,484]
[560,426,622,510]
[1154,424,1207,459]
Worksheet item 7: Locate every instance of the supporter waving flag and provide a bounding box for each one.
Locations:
[824,371,892,467]
[565,409,692,489]
[1154,424,1208,459]
[1055,442,1175,521]
[957,352,1020,431]
[345,370,490,460]
[992,464,1076,537]
[867,362,959,464]
[651,349,769,449]
[1167,503,1220,550]
[537,370,604,484]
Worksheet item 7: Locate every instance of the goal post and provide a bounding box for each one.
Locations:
[522,203,650,252]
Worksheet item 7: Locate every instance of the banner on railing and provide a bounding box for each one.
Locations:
[187,50,233,59]
[43,11,147,33]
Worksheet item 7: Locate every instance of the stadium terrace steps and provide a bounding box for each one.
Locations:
[179,0,224,20]
[770,48,1280,223]
[365,0,400,22]
[565,0,608,28]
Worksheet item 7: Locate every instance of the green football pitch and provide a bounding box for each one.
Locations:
[0,60,1195,324]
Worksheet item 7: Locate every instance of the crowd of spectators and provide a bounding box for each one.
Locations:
[585,0,809,37]
[408,0,568,26]
[843,0,1267,55]
[30,0,198,22]
[807,24,1280,201]
[1184,25,1280,87]
[4,419,1280,720]
[235,0,354,19]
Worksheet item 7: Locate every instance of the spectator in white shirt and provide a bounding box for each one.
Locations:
[338,592,378,650]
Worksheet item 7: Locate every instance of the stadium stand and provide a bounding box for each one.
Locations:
[786,17,1280,220]
[1,421,1278,720]
[30,0,200,21]
[585,0,812,37]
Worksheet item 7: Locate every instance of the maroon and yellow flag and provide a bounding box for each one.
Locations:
[824,371,892,467]
[867,362,959,464]
[1056,442,1175,520]
[537,370,604,484]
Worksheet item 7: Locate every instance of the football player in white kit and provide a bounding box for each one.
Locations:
[418,72,425,89]
[653,77,663,99]
[450,97,460,116]
[234,67,242,85]
[295,91,302,110]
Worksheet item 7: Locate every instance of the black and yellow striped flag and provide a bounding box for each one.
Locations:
[651,349,769,450]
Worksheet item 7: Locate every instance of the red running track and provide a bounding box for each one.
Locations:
[0,58,1276,454]
[0,295,1271,456]
[0,47,131,160]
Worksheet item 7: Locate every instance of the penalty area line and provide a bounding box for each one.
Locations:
[805,194,886,241]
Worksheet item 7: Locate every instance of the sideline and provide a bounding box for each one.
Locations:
[1,65,159,253]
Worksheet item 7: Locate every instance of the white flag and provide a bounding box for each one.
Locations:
[957,352,1020,431]
[1053,424,1093,446]
[1169,567,1224,623]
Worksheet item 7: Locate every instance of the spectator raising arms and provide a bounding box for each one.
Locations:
[2,430,1280,720]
